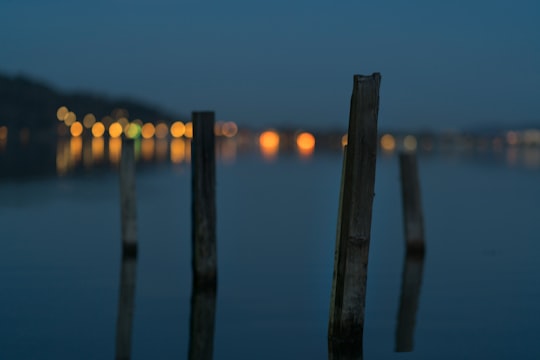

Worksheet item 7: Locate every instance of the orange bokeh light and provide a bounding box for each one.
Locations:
[141,123,156,139]
[92,122,106,137]
[170,121,186,138]
[70,121,84,137]
[296,132,315,152]
[109,122,123,138]
[259,130,280,160]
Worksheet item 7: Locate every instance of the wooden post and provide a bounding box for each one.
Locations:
[191,111,217,288]
[115,255,138,360]
[399,152,425,254]
[188,286,217,360]
[395,252,425,352]
[329,73,381,345]
[120,139,137,256]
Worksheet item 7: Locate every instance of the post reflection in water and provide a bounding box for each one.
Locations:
[188,285,217,360]
[395,251,425,352]
[115,254,138,360]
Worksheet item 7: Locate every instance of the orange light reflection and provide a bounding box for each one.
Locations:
[170,138,185,163]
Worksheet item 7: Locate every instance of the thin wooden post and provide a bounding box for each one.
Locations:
[115,255,138,360]
[120,139,137,256]
[399,152,425,254]
[191,111,217,288]
[329,73,381,345]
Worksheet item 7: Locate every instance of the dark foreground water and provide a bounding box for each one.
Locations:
[1,149,540,359]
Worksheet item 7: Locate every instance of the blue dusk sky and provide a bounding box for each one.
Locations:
[0,0,538,131]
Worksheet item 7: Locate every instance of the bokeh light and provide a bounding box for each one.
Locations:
[109,122,123,138]
[296,132,315,156]
[92,122,106,137]
[125,123,141,139]
[184,122,193,138]
[341,134,348,147]
[403,135,418,151]
[170,121,186,138]
[222,121,238,138]
[70,121,84,137]
[64,112,77,126]
[141,123,156,139]
[155,123,169,139]
[380,134,396,152]
[83,113,96,129]
[258,130,282,160]
[57,106,68,121]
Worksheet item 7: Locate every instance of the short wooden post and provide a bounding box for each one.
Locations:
[188,285,217,360]
[395,252,425,352]
[191,111,217,288]
[399,152,425,254]
[115,255,138,360]
[120,139,137,256]
[329,73,381,345]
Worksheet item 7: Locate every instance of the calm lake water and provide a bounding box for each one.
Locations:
[1,143,540,359]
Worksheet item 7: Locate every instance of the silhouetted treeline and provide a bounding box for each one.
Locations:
[0,72,185,131]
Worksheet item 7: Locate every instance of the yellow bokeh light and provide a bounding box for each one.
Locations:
[83,113,96,129]
[403,135,418,151]
[0,126,7,140]
[92,122,106,137]
[70,121,84,137]
[222,121,238,138]
[170,121,186,138]
[57,106,68,121]
[380,134,396,152]
[184,122,193,138]
[155,123,169,139]
[109,122,123,138]
[141,123,156,139]
[296,132,316,155]
[132,119,143,127]
[64,112,77,126]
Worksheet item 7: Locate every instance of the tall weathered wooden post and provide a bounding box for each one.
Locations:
[116,138,138,359]
[191,111,217,288]
[190,111,217,360]
[119,139,137,256]
[329,73,381,351]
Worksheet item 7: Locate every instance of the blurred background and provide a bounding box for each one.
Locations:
[1,1,540,359]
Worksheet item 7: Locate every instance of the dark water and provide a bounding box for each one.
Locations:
[1,147,540,359]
